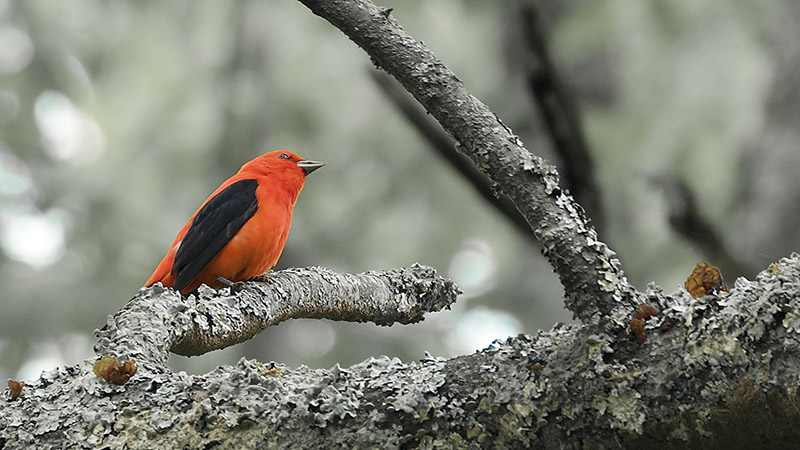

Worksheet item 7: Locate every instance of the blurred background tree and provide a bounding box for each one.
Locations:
[1,0,797,381]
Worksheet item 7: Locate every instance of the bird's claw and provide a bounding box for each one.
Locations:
[216,275,247,294]
[215,275,235,287]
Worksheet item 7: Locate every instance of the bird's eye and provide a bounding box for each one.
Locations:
[278,153,290,159]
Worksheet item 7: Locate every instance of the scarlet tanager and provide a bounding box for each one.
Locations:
[145,150,324,294]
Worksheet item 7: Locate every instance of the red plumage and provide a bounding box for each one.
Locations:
[145,150,323,294]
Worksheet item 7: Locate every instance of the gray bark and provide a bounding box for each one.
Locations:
[3,258,799,449]
[2,1,798,449]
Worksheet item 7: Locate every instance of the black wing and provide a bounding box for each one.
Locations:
[172,178,259,292]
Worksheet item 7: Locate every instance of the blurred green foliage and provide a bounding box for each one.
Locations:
[0,0,798,381]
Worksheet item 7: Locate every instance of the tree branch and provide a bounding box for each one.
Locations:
[5,256,800,448]
[650,174,752,279]
[297,0,634,324]
[95,264,458,360]
[520,4,604,234]
[370,70,537,242]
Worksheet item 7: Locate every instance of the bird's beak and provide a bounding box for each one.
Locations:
[297,159,325,175]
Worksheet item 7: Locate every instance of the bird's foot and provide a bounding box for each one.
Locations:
[215,275,235,287]
[216,275,248,294]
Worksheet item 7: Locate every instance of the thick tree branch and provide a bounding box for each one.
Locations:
[297,0,634,324]
[95,264,458,360]
[4,256,800,448]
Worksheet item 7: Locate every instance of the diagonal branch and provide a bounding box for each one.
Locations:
[297,0,636,324]
[94,264,459,361]
[650,174,752,279]
[370,70,537,242]
[520,4,604,234]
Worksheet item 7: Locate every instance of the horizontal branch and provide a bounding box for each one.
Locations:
[6,255,800,448]
[94,264,459,361]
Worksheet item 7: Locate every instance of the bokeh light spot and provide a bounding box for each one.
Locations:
[0,148,33,197]
[0,24,33,73]
[1,208,67,268]
[446,307,521,354]
[286,320,336,359]
[447,239,497,299]
[34,91,104,164]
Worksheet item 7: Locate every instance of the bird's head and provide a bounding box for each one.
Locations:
[242,150,324,176]
[239,150,324,198]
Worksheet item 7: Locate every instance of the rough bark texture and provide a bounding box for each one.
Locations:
[3,256,800,449]
[94,264,458,362]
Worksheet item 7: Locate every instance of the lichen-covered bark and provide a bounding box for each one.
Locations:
[95,264,458,360]
[3,255,800,449]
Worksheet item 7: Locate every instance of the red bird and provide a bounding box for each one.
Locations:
[145,150,324,294]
